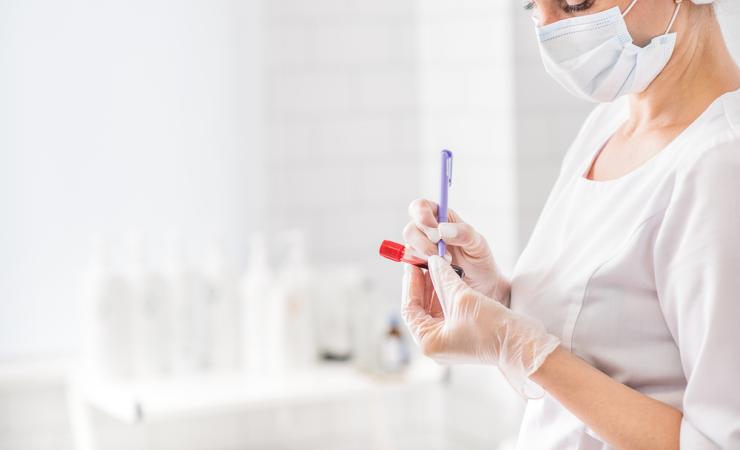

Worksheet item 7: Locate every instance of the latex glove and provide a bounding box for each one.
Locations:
[401,255,560,397]
[403,199,510,304]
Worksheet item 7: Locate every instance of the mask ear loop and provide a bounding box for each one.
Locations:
[664,0,683,34]
[622,0,639,17]
[623,0,682,34]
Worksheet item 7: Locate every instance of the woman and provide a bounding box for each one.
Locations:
[400,0,740,448]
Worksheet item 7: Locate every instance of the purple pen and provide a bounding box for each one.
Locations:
[438,150,453,257]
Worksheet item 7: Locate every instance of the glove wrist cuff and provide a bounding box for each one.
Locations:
[498,333,560,399]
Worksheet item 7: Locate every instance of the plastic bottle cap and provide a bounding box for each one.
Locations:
[379,240,405,262]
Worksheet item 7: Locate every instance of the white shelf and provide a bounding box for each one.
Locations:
[0,357,70,389]
[75,361,446,424]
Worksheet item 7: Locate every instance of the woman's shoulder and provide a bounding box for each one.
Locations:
[717,88,740,136]
[673,138,740,200]
[674,89,740,179]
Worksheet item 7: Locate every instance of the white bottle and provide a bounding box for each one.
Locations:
[80,235,134,381]
[314,266,359,361]
[126,234,172,380]
[378,314,408,374]
[272,230,317,371]
[351,277,382,373]
[240,233,274,373]
[202,241,240,372]
[164,234,209,375]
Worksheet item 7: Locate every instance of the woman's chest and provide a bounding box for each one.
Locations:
[510,178,676,371]
[588,126,685,181]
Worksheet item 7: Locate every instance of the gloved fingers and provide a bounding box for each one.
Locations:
[423,272,445,319]
[408,198,464,225]
[428,255,470,318]
[402,222,452,263]
[402,263,423,308]
[407,198,442,242]
[437,222,492,260]
[403,220,438,257]
[408,199,483,254]
[402,263,444,317]
[401,264,438,318]
[401,264,445,343]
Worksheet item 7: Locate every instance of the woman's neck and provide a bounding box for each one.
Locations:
[626,11,740,133]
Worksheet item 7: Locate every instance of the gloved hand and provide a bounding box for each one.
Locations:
[401,255,560,397]
[403,199,510,304]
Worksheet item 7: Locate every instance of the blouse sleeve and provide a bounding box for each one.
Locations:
[653,140,740,448]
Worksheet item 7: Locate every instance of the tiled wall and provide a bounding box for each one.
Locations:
[261,0,422,307]
[418,0,519,271]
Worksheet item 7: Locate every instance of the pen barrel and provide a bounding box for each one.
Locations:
[438,150,452,257]
[438,241,447,257]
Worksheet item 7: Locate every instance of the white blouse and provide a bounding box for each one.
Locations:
[511,89,740,449]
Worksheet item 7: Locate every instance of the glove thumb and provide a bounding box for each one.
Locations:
[428,255,468,318]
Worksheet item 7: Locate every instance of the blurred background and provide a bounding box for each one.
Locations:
[1,1,739,449]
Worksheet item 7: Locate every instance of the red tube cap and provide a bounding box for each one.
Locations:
[379,240,405,262]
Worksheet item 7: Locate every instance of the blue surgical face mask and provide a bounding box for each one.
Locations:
[536,0,683,103]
